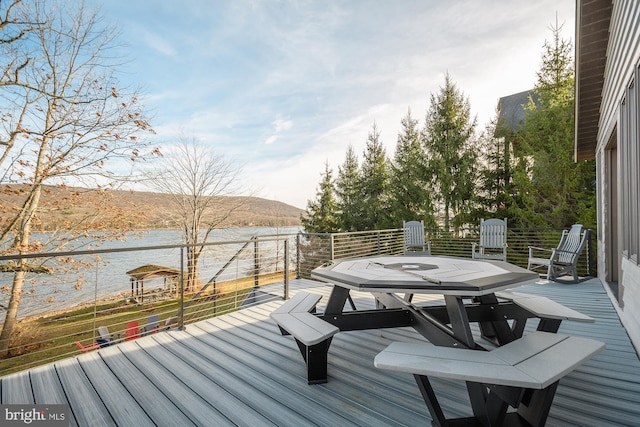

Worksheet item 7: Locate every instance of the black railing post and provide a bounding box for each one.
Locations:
[213,279,217,315]
[586,228,594,277]
[179,247,185,330]
[284,239,290,300]
[296,233,301,279]
[329,234,335,261]
[254,238,260,288]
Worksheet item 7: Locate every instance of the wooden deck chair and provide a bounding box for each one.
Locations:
[144,314,160,335]
[74,341,99,353]
[528,224,588,282]
[403,220,431,255]
[472,218,508,261]
[125,321,141,341]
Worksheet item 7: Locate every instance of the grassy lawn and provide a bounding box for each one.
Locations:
[0,272,285,376]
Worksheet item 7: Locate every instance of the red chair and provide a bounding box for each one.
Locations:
[125,321,141,341]
[74,341,99,353]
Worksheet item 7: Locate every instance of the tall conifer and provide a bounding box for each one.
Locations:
[516,23,596,228]
[422,73,477,229]
[389,109,435,226]
[359,122,391,230]
[300,162,339,232]
[335,145,362,232]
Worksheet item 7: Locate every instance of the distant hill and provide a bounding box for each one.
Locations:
[0,185,305,231]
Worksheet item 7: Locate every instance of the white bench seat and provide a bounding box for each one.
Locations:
[494,290,593,338]
[270,292,339,384]
[270,291,339,346]
[375,331,605,426]
[270,311,339,346]
[496,291,594,323]
[271,291,323,315]
[375,331,604,388]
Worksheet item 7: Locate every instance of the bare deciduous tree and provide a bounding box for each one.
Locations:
[0,0,156,357]
[146,138,245,292]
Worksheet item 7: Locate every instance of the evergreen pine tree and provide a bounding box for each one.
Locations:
[389,109,436,226]
[475,118,505,215]
[422,73,477,229]
[300,162,339,232]
[517,23,596,228]
[359,122,391,230]
[335,145,363,232]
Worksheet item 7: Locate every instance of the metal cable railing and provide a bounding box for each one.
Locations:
[295,227,594,279]
[0,226,594,375]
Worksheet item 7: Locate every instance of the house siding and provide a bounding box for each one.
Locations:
[596,0,640,353]
[598,1,640,147]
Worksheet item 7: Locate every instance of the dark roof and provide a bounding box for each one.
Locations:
[574,0,613,161]
[126,264,180,280]
[496,90,539,136]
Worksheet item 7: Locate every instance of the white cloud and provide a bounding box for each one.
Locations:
[98,0,576,209]
[265,135,278,145]
[140,30,176,56]
[273,119,293,132]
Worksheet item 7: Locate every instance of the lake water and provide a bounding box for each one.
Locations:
[0,226,301,321]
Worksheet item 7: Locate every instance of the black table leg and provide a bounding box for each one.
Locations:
[444,295,475,348]
[414,374,448,426]
[515,382,559,427]
[325,286,351,314]
[475,294,517,345]
[295,337,333,384]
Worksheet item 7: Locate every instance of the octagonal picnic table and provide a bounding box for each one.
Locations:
[308,254,600,426]
[311,254,539,349]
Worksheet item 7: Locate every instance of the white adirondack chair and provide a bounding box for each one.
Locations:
[96,326,119,347]
[403,220,431,255]
[472,218,508,261]
[527,224,588,282]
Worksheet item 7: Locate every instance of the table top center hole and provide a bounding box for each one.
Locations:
[386,262,438,271]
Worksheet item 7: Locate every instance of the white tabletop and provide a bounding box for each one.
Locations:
[311,255,538,296]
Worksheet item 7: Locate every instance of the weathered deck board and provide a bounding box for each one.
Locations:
[101,343,214,426]
[138,334,278,426]
[77,351,155,427]
[1,277,639,426]
[54,358,115,426]
[29,364,79,427]
[1,370,33,404]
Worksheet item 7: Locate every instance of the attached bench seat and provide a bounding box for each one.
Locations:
[270,291,339,384]
[496,290,594,334]
[375,331,605,426]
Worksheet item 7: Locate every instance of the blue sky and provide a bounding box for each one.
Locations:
[94,0,575,209]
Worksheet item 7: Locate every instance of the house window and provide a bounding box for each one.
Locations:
[619,65,640,264]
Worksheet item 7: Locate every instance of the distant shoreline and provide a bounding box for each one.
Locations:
[1,184,305,231]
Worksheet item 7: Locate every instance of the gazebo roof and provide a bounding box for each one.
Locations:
[126,264,180,280]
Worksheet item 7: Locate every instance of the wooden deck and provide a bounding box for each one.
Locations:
[1,277,639,426]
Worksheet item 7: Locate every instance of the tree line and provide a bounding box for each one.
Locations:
[302,25,596,234]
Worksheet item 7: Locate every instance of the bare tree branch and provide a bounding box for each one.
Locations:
[0,0,156,357]
[145,138,247,291]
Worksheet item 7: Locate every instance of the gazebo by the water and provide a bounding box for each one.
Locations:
[126,264,180,303]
